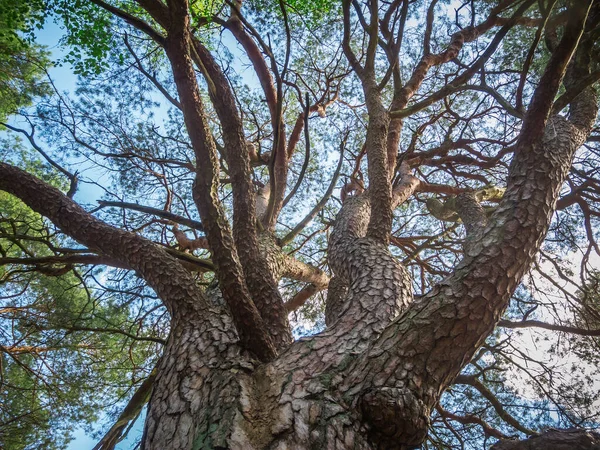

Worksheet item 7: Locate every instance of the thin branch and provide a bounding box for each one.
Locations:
[123,35,181,109]
[391,84,523,119]
[283,92,311,207]
[97,200,204,231]
[93,370,157,450]
[498,319,600,336]
[89,0,165,44]
[436,405,510,440]
[63,326,166,345]
[454,374,538,436]
[280,136,346,246]
[1,122,79,197]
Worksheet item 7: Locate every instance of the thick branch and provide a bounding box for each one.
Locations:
[285,284,319,312]
[0,162,214,323]
[281,256,329,288]
[326,167,420,340]
[154,0,278,360]
[224,9,277,119]
[455,192,488,235]
[188,37,292,349]
[519,0,594,146]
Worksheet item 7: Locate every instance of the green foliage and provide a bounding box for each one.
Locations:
[190,0,223,21]
[46,0,117,76]
[248,0,334,24]
[1,0,598,448]
[0,0,51,121]
[0,0,46,43]
[576,271,600,336]
[282,0,333,16]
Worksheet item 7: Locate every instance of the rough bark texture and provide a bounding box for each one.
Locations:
[141,315,249,449]
[0,164,214,322]
[190,38,292,351]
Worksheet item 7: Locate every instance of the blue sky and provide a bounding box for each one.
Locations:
[67,411,146,450]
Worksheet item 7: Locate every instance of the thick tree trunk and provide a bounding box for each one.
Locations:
[2,86,595,450]
[141,316,249,449]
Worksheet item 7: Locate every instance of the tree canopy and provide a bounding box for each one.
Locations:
[1,0,599,449]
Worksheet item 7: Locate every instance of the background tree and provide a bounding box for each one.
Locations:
[1,0,600,449]
[0,0,50,121]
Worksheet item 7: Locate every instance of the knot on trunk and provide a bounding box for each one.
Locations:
[360,387,429,449]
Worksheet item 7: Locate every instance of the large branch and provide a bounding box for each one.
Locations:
[223,6,277,120]
[0,163,214,323]
[326,167,420,337]
[518,0,593,146]
[222,2,289,231]
[363,91,393,244]
[162,0,277,361]
[189,37,292,349]
[131,0,294,347]
[341,0,394,244]
[281,257,330,312]
[0,254,129,270]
